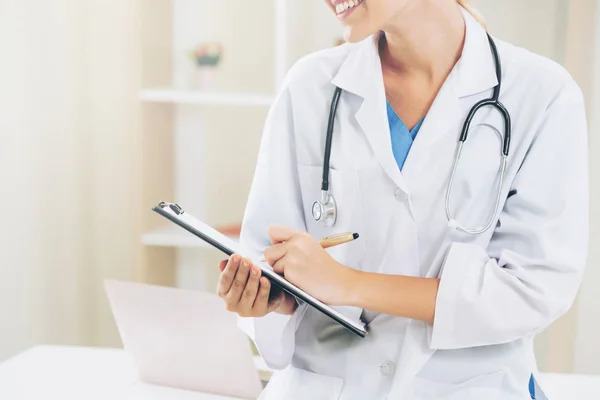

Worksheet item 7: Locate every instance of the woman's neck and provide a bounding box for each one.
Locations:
[379,1,466,81]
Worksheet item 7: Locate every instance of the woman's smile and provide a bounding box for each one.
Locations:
[330,0,365,20]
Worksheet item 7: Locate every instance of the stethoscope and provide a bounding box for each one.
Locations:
[312,33,511,235]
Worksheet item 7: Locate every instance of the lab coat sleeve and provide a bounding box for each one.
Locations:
[235,83,310,370]
[430,80,589,350]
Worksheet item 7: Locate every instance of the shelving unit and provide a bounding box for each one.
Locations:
[139,88,274,107]
[141,226,212,248]
[138,0,341,288]
[141,225,240,248]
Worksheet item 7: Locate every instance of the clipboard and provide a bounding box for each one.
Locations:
[152,201,368,338]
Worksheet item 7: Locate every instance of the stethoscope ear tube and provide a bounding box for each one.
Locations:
[446,34,512,234]
[314,87,343,226]
[322,87,343,192]
[498,102,511,156]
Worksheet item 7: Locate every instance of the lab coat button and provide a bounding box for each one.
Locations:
[380,361,395,376]
[394,188,407,201]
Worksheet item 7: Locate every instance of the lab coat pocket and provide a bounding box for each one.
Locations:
[408,370,506,400]
[296,165,366,270]
[258,366,344,400]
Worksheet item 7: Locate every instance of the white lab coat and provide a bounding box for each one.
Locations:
[237,8,589,400]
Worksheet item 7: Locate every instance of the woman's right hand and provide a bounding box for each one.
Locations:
[217,254,298,317]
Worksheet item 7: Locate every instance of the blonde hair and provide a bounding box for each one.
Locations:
[457,0,488,30]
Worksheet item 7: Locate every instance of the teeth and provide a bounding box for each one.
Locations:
[336,0,361,14]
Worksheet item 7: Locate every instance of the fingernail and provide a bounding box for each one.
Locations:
[251,267,259,276]
[242,261,248,268]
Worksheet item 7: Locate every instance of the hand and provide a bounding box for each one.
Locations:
[216,254,298,317]
[263,225,355,306]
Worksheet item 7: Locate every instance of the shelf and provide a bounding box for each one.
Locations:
[139,87,274,106]
[141,225,240,248]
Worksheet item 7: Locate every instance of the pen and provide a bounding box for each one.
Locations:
[260,232,359,262]
[319,232,360,249]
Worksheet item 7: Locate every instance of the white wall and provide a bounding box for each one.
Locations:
[472,0,566,62]
[0,0,91,360]
[83,0,145,348]
[0,0,145,360]
[574,0,600,375]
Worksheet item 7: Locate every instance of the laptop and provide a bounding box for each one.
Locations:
[104,280,264,399]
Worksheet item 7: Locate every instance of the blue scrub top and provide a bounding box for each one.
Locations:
[386,101,424,171]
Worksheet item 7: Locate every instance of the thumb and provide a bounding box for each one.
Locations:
[268,225,297,244]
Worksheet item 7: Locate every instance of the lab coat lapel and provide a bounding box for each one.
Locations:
[387,9,502,398]
[400,72,463,179]
[402,7,498,179]
[331,36,410,194]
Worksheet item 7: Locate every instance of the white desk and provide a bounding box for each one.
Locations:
[535,371,600,399]
[0,346,250,400]
[2,345,600,399]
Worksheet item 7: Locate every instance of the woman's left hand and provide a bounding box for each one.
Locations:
[263,225,355,306]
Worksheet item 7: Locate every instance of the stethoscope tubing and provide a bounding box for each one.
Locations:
[315,33,511,235]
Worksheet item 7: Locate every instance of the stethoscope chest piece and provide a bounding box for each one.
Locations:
[312,191,337,228]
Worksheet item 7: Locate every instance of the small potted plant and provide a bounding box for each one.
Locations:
[188,42,223,90]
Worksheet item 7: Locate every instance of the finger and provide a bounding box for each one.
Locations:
[216,255,240,297]
[253,276,271,314]
[227,257,251,303]
[255,277,282,315]
[272,257,287,275]
[268,225,297,244]
[263,242,288,266]
[239,265,261,314]
[218,259,227,272]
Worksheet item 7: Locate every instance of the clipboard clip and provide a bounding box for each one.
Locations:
[157,201,184,216]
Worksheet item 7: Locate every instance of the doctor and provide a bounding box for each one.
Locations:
[216,0,589,399]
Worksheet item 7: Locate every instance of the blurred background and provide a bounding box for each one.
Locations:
[1,0,599,377]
